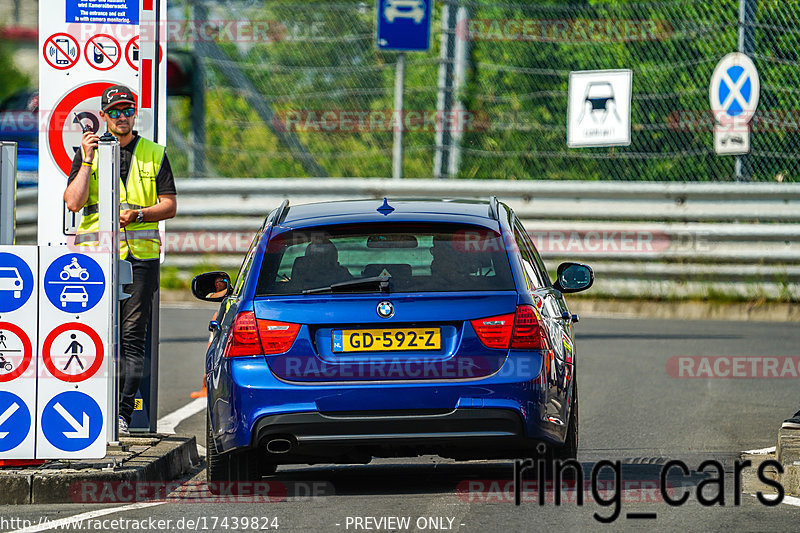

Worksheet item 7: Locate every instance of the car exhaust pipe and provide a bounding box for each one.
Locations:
[265,437,293,454]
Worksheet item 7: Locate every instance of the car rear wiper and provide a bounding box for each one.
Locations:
[302,276,391,295]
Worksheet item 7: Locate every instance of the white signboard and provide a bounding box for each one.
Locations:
[567,69,632,148]
[0,247,38,459]
[709,53,760,156]
[714,124,750,155]
[38,0,167,245]
[36,248,111,459]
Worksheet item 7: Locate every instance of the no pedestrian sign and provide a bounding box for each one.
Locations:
[42,323,105,382]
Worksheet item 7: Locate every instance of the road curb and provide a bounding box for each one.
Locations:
[742,429,800,498]
[777,428,800,497]
[0,435,199,504]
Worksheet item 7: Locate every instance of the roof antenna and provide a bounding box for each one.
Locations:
[377,197,395,216]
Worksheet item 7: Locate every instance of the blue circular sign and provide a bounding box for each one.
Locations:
[0,391,31,452]
[41,391,103,452]
[0,252,35,313]
[43,254,105,313]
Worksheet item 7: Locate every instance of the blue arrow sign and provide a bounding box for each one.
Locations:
[0,252,35,313]
[43,254,105,313]
[41,391,103,452]
[377,0,432,51]
[0,391,31,452]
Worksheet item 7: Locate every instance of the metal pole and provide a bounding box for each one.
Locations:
[736,0,756,182]
[448,5,470,179]
[0,142,17,245]
[189,51,206,177]
[98,133,121,443]
[434,1,457,179]
[392,52,406,180]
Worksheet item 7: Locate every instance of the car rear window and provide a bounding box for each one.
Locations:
[255,223,515,295]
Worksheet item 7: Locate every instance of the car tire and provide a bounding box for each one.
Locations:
[553,378,578,462]
[206,415,260,494]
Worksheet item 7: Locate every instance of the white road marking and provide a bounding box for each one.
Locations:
[750,493,800,508]
[9,502,165,533]
[157,397,205,434]
[742,446,776,455]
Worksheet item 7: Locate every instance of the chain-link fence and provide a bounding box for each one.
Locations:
[166,1,799,181]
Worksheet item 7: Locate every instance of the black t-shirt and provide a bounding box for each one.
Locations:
[68,132,177,196]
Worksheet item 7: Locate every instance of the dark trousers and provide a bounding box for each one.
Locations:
[118,257,159,423]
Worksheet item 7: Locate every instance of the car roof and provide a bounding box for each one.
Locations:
[277,198,502,230]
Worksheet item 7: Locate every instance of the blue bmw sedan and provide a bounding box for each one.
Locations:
[192,197,593,485]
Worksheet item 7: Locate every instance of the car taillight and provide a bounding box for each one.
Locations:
[223,312,300,357]
[258,319,301,355]
[471,306,551,350]
[471,313,514,349]
[511,305,551,350]
[224,311,262,357]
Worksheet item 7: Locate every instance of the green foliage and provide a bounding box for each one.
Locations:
[0,38,30,102]
[168,0,800,181]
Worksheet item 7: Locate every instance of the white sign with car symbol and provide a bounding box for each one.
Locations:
[567,69,632,147]
[384,0,426,23]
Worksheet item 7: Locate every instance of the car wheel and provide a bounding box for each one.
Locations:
[553,379,578,462]
[206,415,260,494]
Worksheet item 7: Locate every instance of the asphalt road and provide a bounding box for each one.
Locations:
[2,306,799,532]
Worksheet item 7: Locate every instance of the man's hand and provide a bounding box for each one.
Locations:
[120,209,138,228]
[81,131,100,161]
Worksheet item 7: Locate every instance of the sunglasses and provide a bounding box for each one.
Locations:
[106,107,136,119]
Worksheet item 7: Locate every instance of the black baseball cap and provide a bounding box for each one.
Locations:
[101,85,136,112]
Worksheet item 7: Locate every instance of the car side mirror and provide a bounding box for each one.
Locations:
[554,262,594,293]
[192,271,233,302]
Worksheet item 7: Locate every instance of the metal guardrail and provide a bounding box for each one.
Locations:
[15,179,800,299]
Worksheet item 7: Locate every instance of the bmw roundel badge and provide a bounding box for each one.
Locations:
[377,301,394,319]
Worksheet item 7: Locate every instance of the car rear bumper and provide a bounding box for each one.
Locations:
[252,408,527,459]
[209,351,565,456]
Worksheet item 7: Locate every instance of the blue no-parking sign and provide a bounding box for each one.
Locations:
[0,252,35,313]
[41,391,103,452]
[42,253,105,313]
[0,391,31,452]
[377,0,432,51]
[709,53,760,120]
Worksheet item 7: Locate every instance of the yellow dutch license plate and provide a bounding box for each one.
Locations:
[332,328,441,353]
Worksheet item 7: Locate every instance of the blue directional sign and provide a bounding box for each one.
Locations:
[41,391,103,452]
[377,0,432,51]
[0,391,31,452]
[0,252,35,313]
[43,253,105,313]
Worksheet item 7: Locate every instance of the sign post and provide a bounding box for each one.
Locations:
[0,246,38,459]
[97,133,123,442]
[709,53,760,160]
[0,142,17,245]
[376,0,433,180]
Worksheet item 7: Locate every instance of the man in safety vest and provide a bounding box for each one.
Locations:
[64,84,177,437]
